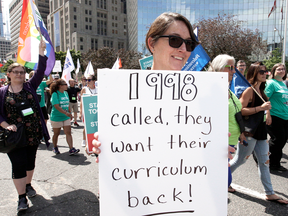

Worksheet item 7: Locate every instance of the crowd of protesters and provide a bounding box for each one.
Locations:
[1,11,288,213]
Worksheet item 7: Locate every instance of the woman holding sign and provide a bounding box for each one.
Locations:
[79,75,97,148]
[92,13,235,162]
[50,79,80,155]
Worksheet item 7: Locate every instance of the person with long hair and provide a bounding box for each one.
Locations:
[0,40,50,212]
[91,12,235,163]
[50,79,80,155]
[265,63,288,171]
[229,63,288,204]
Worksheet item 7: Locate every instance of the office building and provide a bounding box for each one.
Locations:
[127,0,288,58]
[7,0,49,61]
[47,0,128,53]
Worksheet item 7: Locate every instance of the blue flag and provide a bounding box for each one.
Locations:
[229,68,251,98]
[182,27,210,71]
[181,44,210,71]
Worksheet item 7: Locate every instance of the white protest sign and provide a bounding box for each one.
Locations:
[52,60,62,72]
[98,69,228,216]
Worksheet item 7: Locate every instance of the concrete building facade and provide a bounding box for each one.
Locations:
[47,0,128,53]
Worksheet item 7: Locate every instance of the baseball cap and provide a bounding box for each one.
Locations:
[54,74,60,79]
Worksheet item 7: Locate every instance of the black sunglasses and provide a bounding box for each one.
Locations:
[259,70,268,75]
[158,35,197,52]
[87,79,93,82]
[225,65,235,71]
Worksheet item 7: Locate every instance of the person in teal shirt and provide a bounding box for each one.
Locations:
[29,72,53,124]
[265,63,288,171]
[50,79,80,155]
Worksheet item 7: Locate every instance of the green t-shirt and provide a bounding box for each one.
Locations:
[265,79,288,120]
[50,91,70,122]
[228,91,242,146]
[36,81,48,107]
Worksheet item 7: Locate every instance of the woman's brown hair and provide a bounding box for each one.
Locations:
[50,79,66,95]
[7,63,26,83]
[145,12,199,54]
[246,64,268,101]
[270,63,287,80]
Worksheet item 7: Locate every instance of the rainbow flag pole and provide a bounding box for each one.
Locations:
[17,0,55,76]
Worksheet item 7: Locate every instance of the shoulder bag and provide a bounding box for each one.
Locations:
[0,123,26,153]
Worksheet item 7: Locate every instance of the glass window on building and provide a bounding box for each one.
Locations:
[80,45,83,50]
[91,38,94,49]
[74,15,77,20]
[74,23,77,28]
[80,37,83,42]
[74,7,76,12]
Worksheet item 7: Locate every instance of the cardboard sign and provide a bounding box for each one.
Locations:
[98,69,228,216]
[139,55,153,70]
[53,60,62,72]
[82,94,98,153]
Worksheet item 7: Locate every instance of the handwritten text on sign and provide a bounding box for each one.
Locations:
[98,70,228,216]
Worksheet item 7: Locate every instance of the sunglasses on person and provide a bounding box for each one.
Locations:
[158,35,197,52]
[259,70,268,75]
[87,79,94,82]
[225,65,235,71]
[11,70,25,75]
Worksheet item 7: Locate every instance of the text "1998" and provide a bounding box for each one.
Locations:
[129,73,198,101]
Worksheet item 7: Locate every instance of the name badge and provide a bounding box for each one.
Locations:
[72,97,76,100]
[21,108,34,116]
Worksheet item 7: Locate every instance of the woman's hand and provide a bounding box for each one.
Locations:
[239,133,247,145]
[266,112,272,125]
[92,132,101,163]
[39,38,46,56]
[260,101,271,111]
[6,124,17,132]
[66,112,72,118]
[79,113,82,120]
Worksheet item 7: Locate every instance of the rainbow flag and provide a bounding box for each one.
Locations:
[17,0,55,76]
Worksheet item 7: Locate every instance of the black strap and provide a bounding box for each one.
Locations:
[229,90,240,113]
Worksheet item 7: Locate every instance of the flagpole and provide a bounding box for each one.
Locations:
[274,3,276,49]
[282,0,288,63]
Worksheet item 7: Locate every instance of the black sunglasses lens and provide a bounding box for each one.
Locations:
[169,36,183,48]
[259,70,266,75]
[185,41,195,52]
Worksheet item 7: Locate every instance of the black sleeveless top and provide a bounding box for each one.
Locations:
[247,91,267,140]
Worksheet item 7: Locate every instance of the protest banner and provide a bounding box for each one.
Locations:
[52,60,62,72]
[139,55,153,70]
[98,69,228,215]
[82,94,98,154]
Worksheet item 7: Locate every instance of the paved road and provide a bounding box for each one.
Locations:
[1,119,288,215]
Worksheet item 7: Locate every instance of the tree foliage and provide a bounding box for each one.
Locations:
[55,49,82,77]
[194,14,267,63]
[263,48,288,71]
[0,60,15,73]
[81,47,142,78]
